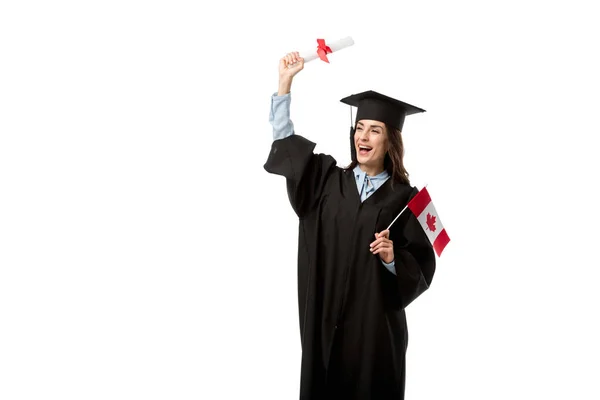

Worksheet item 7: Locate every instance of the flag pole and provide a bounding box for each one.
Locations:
[386,204,408,230]
[385,183,428,231]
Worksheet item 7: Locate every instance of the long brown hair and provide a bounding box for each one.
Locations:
[344,123,410,186]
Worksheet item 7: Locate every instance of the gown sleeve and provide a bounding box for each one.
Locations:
[385,186,437,310]
[263,134,337,218]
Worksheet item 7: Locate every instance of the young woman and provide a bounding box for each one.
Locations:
[264,52,436,399]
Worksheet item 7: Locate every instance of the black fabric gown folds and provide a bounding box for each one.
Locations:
[264,134,436,399]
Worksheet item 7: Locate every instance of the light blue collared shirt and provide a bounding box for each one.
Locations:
[269,92,396,274]
[353,165,390,202]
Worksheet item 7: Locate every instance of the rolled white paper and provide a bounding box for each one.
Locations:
[293,36,355,64]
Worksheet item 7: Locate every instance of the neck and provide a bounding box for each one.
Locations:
[358,163,385,177]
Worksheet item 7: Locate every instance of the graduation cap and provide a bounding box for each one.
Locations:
[340,90,425,132]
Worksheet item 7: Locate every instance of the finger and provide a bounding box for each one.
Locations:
[370,240,383,250]
[371,242,392,252]
[380,230,390,239]
[370,238,384,248]
[370,237,392,248]
[370,243,380,252]
[375,242,394,253]
[376,239,392,247]
[372,248,392,257]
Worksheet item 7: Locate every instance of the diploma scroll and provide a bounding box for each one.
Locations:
[290,36,355,65]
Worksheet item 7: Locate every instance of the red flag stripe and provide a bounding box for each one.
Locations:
[433,228,450,257]
[407,187,431,217]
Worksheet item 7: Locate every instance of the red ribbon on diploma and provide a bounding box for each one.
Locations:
[316,39,333,63]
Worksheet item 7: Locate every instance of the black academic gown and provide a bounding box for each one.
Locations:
[264,134,436,400]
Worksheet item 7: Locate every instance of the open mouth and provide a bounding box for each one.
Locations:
[358,145,372,156]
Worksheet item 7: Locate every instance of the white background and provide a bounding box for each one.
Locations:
[1,1,599,399]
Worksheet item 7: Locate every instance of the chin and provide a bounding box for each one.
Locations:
[356,152,372,164]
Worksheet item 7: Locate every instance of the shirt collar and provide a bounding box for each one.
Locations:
[353,165,389,180]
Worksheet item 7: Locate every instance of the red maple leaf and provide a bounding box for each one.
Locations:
[426,213,437,232]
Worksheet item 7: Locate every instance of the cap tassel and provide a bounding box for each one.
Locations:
[349,105,356,160]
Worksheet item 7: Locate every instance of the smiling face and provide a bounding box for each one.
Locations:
[354,119,389,174]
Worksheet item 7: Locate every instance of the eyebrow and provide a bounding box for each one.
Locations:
[357,122,384,130]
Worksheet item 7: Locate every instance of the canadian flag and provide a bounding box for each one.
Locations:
[407,187,450,257]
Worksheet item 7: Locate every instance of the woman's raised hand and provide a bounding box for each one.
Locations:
[279,51,304,80]
[278,52,304,95]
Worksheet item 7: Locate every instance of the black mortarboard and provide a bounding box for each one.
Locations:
[340,90,425,131]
